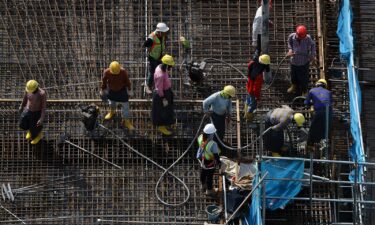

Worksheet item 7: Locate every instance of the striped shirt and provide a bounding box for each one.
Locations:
[267,105,294,131]
[287,33,316,66]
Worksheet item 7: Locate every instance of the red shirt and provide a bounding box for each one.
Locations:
[101,68,131,91]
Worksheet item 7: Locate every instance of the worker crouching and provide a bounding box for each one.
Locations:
[196,123,221,196]
[101,61,134,130]
[152,54,175,135]
[19,80,47,145]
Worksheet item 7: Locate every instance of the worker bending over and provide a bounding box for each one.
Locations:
[304,79,333,151]
[101,61,134,130]
[19,80,47,144]
[152,54,175,135]
[264,105,305,156]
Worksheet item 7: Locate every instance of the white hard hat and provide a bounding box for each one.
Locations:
[155,22,169,32]
[203,123,217,134]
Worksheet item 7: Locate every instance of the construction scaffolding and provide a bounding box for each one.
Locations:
[0,0,373,224]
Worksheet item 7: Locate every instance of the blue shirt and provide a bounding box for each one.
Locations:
[304,87,332,110]
[203,91,232,116]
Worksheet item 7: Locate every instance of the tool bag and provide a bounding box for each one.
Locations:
[81,104,99,131]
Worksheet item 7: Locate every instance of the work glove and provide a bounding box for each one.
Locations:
[37,119,43,127]
[127,88,134,97]
[162,98,168,107]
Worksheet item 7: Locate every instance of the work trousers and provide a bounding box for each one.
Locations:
[19,110,42,139]
[307,109,332,146]
[211,112,226,145]
[108,101,130,119]
[264,120,284,154]
[152,89,175,126]
[246,94,257,113]
[291,63,310,95]
[200,168,215,190]
[146,57,161,87]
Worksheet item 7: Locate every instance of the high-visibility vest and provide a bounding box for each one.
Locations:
[148,32,165,60]
[197,134,216,161]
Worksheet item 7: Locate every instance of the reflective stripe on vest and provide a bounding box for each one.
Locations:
[197,135,215,161]
[149,32,164,60]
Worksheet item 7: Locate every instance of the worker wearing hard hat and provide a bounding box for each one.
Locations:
[286,25,316,96]
[152,54,175,135]
[196,123,221,196]
[143,22,169,94]
[245,54,271,123]
[264,105,305,156]
[304,79,333,151]
[203,85,235,147]
[100,61,134,130]
[19,80,47,145]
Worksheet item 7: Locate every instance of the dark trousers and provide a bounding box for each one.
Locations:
[152,89,175,126]
[211,113,226,143]
[307,109,332,146]
[200,168,215,190]
[146,57,161,87]
[291,63,309,95]
[264,120,284,154]
[19,110,42,139]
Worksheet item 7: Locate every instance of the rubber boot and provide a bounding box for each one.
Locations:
[30,132,43,145]
[123,119,135,130]
[104,109,115,120]
[287,84,297,94]
[25,130,31,140]
[245,112,254,123]
[158,126,172,136]
[243,104,248,119]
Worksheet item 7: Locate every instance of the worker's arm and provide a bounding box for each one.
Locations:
[19,93,27,112]
[287,34,294,57]
[202,94,215,113]
[38,91,47,125]
[227,99,232,117]
[310,36,317,59]
[101,71,108,91]
[154,73,165,98]
[143,38,153,48]
[304,90,312,106]
[124,69,131,91]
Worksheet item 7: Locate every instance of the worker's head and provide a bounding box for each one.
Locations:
[296,25,307,39]
[161,54,175,71]
[293,113,305,128]
[155,22,169,36]
[315,79,327,88]
[222,85,236,98]
[25,80,39,93]
[259,54,271,65]
[109,61,121,75]
[203,123,217,135]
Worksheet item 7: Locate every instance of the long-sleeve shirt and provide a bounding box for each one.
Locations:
[101,68,131,91]
[287,33,316,66]
[21,88,47,122]
[266,105,294,131]
[304,87,332,111]
[252,6,263,44]
[203,91,232,116]
[154,65,172,98]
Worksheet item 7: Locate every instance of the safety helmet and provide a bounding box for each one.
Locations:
[109,61,121,75]
[155,22,169,32]
[223,85,236,98]
[316,79,327,87]
[259,54,271,65]
[203,123,217,134]
[293,113,305,127]
[25,80,39,93]
[296,25,307,39]
[161,54,175,66]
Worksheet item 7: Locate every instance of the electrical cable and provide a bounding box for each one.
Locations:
[262,55,288,91]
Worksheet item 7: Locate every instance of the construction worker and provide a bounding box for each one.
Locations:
[203,85,235,145]
[264,105,305,156]
[304,79,333,150]
[100,61,134,130]
[19,80,46,144]
[286,25,317,96]
[143,22,169,93]
[196,123,221,196]
[152,54,175,135]
[252,0,273,47]
[245,54,271,122]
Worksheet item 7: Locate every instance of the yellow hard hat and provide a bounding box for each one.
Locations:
[161,54,175,66]
[223,85,236,97]
[316,79,327,87]
[293,113,305,127]
[109,61,121,75]
[259,54,271,65]
[25,80,39,93]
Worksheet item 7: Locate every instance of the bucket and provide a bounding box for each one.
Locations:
[205,204,222,221]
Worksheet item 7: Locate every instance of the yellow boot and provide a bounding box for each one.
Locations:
[158,126,172,135]
[245,112,254,123]
[271,152,281,157]
[25,130,31,140]
[104,109,115,120]
[30,132,43,145]
[287,84,297,94]
[123,119,135,130]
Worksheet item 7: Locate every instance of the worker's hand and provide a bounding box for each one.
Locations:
[271,125,279,131]
[127,89,134,97]
[286,50,295,57]
[36,119,43,127]
[162,98,168,107]
[204,111,212,118]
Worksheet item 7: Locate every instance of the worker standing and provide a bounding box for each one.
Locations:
[19,80,47,145]
[286,25,316,96]
[152,54,175,135]
[100,61,134,130]
[196,123,221,196]
[304,79,333,151]
[245,54,271,123]
[264,105,305,156]
[203,85,235,145]
[143,22,169,94]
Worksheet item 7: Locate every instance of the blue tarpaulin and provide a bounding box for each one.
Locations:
[336,0,365,182]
